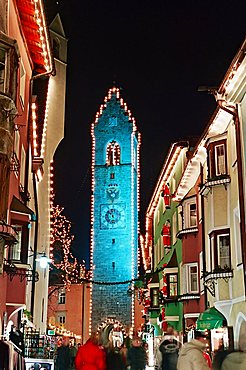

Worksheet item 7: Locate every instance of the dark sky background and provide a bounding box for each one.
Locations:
[44,0,245,267]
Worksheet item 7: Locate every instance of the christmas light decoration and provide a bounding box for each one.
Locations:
[174,108,232,202]
[32,0,53,71]
[31,102,38,157]
[50,204,82,287]
[49,160,55,260]
[144,144,188,269]
[31,80,51,159]
[40,79,51,158]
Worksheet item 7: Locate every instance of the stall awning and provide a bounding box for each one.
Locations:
[196,307,227,330]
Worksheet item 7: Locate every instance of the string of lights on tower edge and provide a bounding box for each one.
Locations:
[137,132,141,273]
[89,111,96,335]
[131,131,135,329]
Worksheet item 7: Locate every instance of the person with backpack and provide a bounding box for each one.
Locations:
[159,335,179,370]
[155,326,179,370]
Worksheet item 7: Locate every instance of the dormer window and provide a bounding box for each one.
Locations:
[106,141,120,166]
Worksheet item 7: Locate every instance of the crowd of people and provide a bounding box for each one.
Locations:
[55,332,148,370]
[154,327,246,370]
[54,327,246,370]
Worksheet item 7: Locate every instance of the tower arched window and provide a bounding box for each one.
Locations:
[106,141,121,166]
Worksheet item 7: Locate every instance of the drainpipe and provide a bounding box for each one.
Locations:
[216,101,246,297]
[200,165,208,309]
[30,172,39,317]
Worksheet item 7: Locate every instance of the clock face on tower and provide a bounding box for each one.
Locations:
[100,204,126,229]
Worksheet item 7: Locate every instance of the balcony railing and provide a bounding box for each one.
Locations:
[4,260,39,282]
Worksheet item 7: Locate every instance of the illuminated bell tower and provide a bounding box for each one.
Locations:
[90,87,140,332]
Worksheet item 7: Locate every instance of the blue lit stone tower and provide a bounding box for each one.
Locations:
[90,87,140,332]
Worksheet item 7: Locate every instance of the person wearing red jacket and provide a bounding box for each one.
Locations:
[75,333,106,370]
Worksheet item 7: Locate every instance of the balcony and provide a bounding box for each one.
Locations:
[200,174,231,196]
[177,227,198,239]
[202,268,233,297]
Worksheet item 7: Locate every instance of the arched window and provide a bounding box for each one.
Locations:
[106,141,121,166]
[53,38,60,59]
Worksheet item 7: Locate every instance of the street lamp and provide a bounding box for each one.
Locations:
[36,253,52,269]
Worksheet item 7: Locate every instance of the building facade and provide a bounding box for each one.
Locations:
[172,38,246,350]
[144,141,197,336]
[0,0,66,344]
[47,281,90,344]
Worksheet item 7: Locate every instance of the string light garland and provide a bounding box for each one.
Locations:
[51,264,165,286]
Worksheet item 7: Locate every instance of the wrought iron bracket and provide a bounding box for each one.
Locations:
[4,263,39,282]
[204,278,216,296]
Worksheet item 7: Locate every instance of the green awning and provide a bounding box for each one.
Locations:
[196,307,226,330]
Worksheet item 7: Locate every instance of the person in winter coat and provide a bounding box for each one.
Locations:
[105,342,125,370]
[220,351,246,370]
[74,333,106,370]
[56,337,71,370]
[120,343,129,369]
[127,337,147,370]
[177,331,210,370]
[69,341,78,370]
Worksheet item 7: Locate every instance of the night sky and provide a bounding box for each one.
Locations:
[44,0,245,266]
